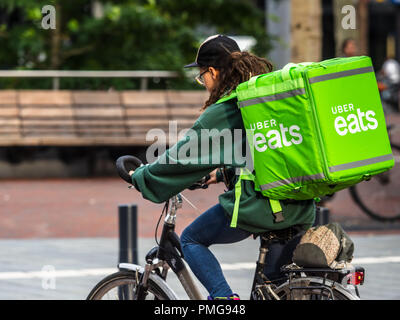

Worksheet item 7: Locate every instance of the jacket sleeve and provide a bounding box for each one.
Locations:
[131,120,221,203]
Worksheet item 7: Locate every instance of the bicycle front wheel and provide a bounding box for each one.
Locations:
[274,277,359,300]
[87,270,177,300]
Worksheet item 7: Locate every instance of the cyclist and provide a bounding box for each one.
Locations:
[129,35,316,300]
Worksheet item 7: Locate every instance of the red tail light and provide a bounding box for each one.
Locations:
[377,82,387,91]
[347,271,364,285]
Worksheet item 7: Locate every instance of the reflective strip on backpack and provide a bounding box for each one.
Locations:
[308,66,374,84]
[328,154,394,173]
[238,88,306,108]
[259,172,326,191]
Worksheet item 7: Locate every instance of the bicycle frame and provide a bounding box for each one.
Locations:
[120,194,203,300]
[249,227,300,300]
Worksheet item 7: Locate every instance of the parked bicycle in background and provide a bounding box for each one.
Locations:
[320,124,400,222]
[377,58,400,114]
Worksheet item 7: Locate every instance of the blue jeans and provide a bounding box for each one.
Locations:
[180,204,252,298]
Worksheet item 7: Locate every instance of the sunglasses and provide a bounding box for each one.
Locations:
[195,69,209,86]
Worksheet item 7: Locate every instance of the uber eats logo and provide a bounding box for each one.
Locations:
[250,119,303,152]
[332,103,378,136]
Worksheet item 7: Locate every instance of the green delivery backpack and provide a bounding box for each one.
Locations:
[227,56,394,206]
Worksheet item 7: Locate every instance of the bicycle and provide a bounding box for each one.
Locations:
[87,155,365,300]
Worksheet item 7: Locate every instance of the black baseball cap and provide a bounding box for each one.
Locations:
[184,34,241,68]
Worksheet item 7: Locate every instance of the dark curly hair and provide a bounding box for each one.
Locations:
[202,51,273,110]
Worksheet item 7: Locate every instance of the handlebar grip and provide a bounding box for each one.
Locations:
[116,155,143,184]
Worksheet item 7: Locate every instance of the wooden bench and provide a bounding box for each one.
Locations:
[0,91,20,139]
[0,90,208,146]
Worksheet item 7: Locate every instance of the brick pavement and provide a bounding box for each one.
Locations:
[0,178,225,238]
[0,235,399,299]
[1,177,400,239]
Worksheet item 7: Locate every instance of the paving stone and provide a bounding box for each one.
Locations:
[0,235,399,299]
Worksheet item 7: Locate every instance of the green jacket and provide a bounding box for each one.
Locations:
[131,97,315,233]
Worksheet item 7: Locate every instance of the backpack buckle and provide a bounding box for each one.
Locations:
[274,211,285,223]
[269,199,284,223]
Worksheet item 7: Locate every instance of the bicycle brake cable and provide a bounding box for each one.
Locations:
[155,201,168,246]
[180,193,201,215]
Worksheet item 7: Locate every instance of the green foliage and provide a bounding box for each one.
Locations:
[0,0,273,90]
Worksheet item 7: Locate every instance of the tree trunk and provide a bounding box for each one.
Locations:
[333,0,369,56]
[50,1,61,70]
[291,0,322,63]
[357,0,369,55]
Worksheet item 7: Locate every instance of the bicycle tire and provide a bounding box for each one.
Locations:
[86,270,177,300]
[349,144,400,222]
[349,186,400,222]
[274,276,359,300]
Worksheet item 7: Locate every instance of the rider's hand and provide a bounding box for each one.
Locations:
[206,169,218,185]
[129,170,135,177]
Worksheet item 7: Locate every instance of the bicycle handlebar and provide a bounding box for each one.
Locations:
[116,155,143,184]
[187,174,210,190]
[115,155,210,190]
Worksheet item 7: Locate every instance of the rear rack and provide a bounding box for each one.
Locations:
[281,265,351,274]
[280,264,365,299]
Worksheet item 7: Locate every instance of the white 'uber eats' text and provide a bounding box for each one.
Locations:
[332,103,378,136]
[250,119,303,152]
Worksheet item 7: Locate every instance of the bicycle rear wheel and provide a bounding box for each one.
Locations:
[274,277,358,300]
[87,270,176,300]
[349,145,400,222]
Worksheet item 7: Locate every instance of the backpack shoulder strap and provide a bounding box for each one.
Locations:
[230,168,284,228]
[216,91,237,104]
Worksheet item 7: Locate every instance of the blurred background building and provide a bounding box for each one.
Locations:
[269,0,399,69]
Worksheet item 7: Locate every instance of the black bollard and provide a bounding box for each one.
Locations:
[118,204,138,266]
[118,204,138,300]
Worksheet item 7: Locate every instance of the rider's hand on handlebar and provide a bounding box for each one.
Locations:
[129,170,135,177]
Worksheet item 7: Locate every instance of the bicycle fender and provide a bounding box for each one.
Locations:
[118,263,143,272]
[277,276,360,300]
[118,263,179,300]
